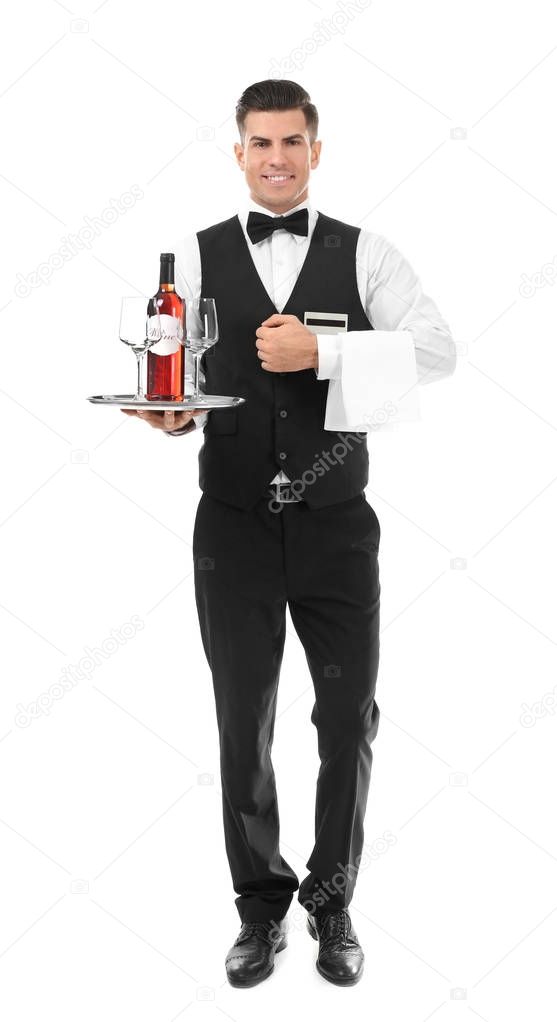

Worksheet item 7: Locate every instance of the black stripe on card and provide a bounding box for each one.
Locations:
[306,317,347,328]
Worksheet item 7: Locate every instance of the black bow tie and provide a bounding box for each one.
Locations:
[246,207,309,245]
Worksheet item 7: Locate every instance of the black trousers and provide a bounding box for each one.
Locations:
[192,487,381,923]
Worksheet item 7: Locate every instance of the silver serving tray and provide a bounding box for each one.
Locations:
[87,394,245,410]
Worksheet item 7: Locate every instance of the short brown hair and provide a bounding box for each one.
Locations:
[236,79,319,144]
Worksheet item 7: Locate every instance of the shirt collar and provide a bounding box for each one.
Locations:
[238,197,315,244]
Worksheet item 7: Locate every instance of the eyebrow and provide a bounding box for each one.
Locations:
[249,134,306,142]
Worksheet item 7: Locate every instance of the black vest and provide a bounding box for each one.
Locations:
[196,211,373,510]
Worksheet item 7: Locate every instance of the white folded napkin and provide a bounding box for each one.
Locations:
[323,330,421,432]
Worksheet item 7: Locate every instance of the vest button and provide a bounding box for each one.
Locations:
[279,452,287,460]
[279,409,288,418]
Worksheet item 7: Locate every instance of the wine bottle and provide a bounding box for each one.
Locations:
[146,253,185,400]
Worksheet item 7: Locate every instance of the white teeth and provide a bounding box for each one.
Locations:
[265,176,291,181]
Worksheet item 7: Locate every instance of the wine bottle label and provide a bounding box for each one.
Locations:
[148,313,181,356]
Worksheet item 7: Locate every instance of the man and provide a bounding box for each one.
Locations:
[123,79,456,987]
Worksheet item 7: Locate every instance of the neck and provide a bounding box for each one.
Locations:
[249,191,309,216]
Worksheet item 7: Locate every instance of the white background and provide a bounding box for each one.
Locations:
[1,0,556,1017]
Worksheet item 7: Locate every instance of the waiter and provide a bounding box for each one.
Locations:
[123,79,455,988]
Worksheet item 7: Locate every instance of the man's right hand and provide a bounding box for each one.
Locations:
[120,408,206,432]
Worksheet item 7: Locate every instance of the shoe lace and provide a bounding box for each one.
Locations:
[316,909,355,952]
[236,921,280,946]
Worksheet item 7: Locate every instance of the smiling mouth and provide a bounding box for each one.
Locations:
[262,175,294,185]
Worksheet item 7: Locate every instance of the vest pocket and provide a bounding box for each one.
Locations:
[206,408,238,435]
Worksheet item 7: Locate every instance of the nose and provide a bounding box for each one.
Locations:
[266,143,290,167]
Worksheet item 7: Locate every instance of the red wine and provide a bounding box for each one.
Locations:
[146,253,185,400]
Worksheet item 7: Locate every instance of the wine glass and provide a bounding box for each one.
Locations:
[119,297,161,400]
[181,298,218,403]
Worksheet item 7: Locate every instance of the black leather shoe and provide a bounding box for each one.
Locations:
[225,918,288,987]
[307,908,364,985]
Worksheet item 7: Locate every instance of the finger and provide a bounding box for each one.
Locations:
[136,410,164,426]
[162,410,202,428]
[260,314,289,326]
[261,314,295,328]
[121,407,205,428]
[160,409,199,430]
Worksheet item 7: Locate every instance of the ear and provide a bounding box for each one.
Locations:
[234,142,245,169]
[311,140,322,170]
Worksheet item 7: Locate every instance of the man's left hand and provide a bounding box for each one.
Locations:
[255,314,318,372]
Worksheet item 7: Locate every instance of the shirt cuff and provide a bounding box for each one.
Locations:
[314,333,342,380]
[165,422,194,436]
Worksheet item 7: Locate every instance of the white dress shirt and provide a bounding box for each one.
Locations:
[168,198,456,486]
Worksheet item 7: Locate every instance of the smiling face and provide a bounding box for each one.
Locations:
[234,108,322,214]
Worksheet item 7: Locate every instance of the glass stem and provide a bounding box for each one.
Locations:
[193,352,200,399]
[135,351,144,400]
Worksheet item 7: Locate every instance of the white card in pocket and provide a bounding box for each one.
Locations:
[304,311,348,334]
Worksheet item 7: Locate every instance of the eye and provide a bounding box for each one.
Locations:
[252,139,301,147]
